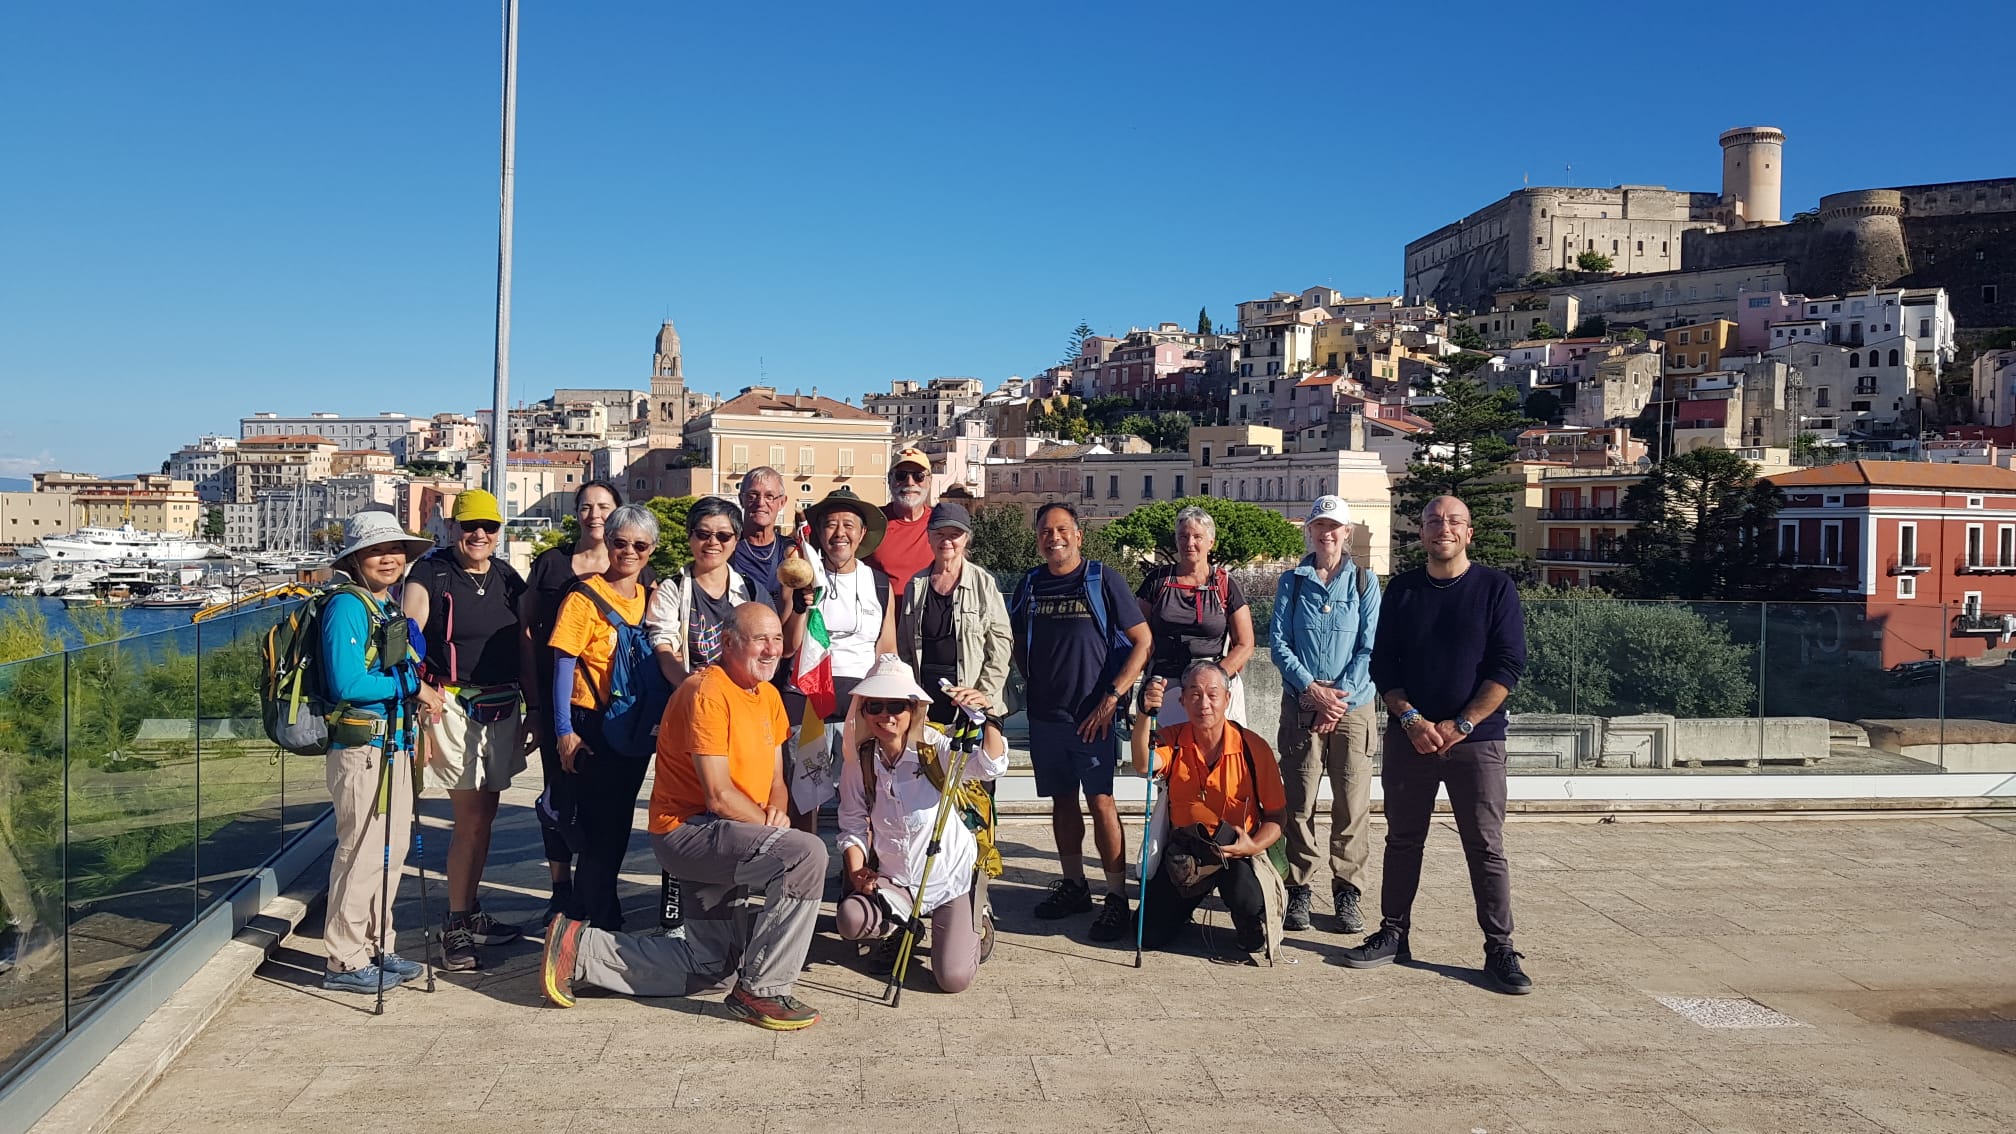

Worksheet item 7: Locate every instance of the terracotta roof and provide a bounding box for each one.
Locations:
[711,390,881,422]
[1295,373,1338,387]
[1767,462,2016,491]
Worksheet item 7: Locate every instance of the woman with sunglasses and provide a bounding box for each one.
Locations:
[399,489,529,970]
[521,480,654,921]
[646,496,776,687]
[833,655,1005,993]
[545,503,659,930]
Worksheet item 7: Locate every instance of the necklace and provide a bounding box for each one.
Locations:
[1427,566,1471,590]
[451,556,491,596]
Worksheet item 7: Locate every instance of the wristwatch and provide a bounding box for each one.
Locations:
[1454,718,1475,737]
[1104,686,1122,701]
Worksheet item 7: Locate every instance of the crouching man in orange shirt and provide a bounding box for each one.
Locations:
[541,602,828,1030]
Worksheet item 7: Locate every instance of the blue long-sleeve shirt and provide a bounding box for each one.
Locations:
[1269,555,1380,709]
[1369,565,1527,742]
[318,590,415,741]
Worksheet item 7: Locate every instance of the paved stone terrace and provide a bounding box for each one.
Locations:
[106,779,2016,1134]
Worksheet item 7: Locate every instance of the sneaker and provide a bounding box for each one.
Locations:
[541,912,583,1008]
[438,919,479,972]
[1332,883,1365,935]
[322,963,405,995]
[978,907,996,965]
[725,984,820,1031]
[868,933,904,976]
[1087,892,1132,942]
[1486,948,1533,995]
[1283,885,1313,931]
[1338,925,1412,969]
[465,910,522,947]
[376,952,423,980]
[1032,878,1094,920]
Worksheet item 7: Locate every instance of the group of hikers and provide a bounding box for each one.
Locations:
[307,446,1531,1030]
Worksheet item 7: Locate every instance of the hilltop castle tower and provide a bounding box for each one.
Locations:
[1719,126,1786,229]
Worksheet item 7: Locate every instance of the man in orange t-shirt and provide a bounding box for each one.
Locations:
[1130,663,1288,960]
[541,603,829,1031]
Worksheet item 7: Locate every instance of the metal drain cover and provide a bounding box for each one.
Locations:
[1656,996,1809,1028]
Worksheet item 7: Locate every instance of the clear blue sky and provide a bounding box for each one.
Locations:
[4,1,2010,476]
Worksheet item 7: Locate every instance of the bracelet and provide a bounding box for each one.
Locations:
[1398,708,1423,728]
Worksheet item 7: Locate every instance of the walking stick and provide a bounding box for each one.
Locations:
[410,711,437,992]
[886,709,980,1008]
[373,718,398,1016]
[1135,690,1161,970]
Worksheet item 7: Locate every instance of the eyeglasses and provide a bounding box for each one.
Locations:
[742,491,787,504]
[689,530,735,544]
[1422,517,1472,529]
[610,539,653,554]
[892,469,927,484]
[459,520,501,535]
[861,699,912,716]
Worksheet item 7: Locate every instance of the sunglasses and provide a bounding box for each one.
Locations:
[689,530,735,544]
[892,469,928,483]
[610,539,653,554]
[861,699,912,716]
[459,520,501,535]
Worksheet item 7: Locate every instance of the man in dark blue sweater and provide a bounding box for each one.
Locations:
[1343,495,1532,994]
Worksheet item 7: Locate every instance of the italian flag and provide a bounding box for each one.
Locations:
[791,520,835,747]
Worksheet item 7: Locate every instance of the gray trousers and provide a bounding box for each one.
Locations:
[576,816,826,999]
[1275,698,1376,892]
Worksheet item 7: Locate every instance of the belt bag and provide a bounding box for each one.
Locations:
[1164,824,1233,899]
[453,684,521,725]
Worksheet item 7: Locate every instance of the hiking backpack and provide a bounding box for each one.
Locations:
[857,730,1002,878]
[1009,559,1136,714]
[570,581,673,760]
[259,583,392,756]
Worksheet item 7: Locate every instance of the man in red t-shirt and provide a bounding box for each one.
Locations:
[869,446,935,591]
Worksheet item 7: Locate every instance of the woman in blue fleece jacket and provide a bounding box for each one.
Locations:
[317,512,438,995]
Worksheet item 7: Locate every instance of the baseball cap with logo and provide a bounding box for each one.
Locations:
[1306,495,1351,526]
[892,447,931,474]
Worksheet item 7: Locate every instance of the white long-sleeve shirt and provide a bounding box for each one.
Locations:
[836,726,1007,920]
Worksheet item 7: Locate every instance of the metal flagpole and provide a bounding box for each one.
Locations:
[489,0,520,530]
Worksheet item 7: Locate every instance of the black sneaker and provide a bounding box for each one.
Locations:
[1339,925,1411,969]
[1282,885,1313,931]
[1332,883,1365,935]
[465,911,522,947]
[438,919,479,972]
[1087,892,1132,942]
[1033,878,1094,920]
[1487,948,1533,995]
[868,933,903,975]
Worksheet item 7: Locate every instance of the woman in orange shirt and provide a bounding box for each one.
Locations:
[547,504,658,930]
[1131,663,1288,962]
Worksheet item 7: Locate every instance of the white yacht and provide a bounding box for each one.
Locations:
[22,525,226,564]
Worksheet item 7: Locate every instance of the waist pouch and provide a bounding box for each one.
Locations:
[453,684,521,725]
[328,709,388,749]
[1164,824,1228,899]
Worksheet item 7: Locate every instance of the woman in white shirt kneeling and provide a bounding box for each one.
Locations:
[835,654,1006,993]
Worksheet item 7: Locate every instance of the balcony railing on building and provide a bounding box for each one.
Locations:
[1957,554,2016,575]
[1535,544,1626,564]
[1887,554,1931,575]
[1953,610,2016,635]
[1539,506,1627,521]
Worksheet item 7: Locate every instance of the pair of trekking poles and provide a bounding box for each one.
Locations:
[370,696,439,1015]
[883,683,987,1008]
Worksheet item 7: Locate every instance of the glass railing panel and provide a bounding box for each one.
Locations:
[0,648,70,1081]
[195,607,286,905]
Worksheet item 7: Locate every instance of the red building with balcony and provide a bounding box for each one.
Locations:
[1767,462,2016,666]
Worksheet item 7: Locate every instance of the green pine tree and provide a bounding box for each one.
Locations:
[1196,307,1212,336]
[1392,378,1531,570]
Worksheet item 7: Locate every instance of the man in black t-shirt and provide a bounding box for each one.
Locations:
[1009,503,1152,942]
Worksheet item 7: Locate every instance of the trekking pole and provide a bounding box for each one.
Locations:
[374,724,397,1016]
[1135,686,1160,970]
[887,709,978,1008]
[410,714,437,992]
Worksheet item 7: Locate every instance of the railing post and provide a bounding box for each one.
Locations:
[1757,602,1768,764]
[1938,604,1949,770]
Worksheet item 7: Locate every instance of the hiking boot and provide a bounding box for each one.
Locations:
[465,910,522,947]
[1033,878,1093,920]
[1487,948,1533,995]
[978,908,995,965]
[868,933,903,976]
[1332,882,1365,935]
[1339,925,1411,969]
[376,952,423,980]
[541,912,583,1008]
[725,984,820,1031]
[1283,885,1313,931]
[438,919,479,972]
[1087,892,1133,942]
[322,962,405,995]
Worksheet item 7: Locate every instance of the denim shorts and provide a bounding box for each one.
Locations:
[1027,718,1118,799]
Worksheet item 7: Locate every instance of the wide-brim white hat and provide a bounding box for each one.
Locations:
[849,653,930,703]
[334,509,436,563]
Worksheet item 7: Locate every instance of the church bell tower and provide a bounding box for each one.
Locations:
[650,320,685,449]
